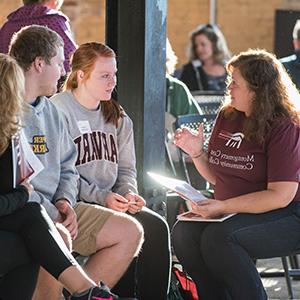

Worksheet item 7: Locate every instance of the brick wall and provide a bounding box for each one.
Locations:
[167,0,288,66]
[63,0,105,44]
[1,0,300,66]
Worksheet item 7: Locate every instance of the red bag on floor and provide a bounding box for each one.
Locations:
[172,265,199,300]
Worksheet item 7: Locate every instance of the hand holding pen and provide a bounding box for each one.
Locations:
[105,192,130,212]
[125,191,146,215]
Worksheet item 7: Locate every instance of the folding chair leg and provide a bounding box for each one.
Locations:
[281,256,294,299]
[289,254,299,269]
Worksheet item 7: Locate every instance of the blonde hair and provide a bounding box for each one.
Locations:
[0,54,25,155]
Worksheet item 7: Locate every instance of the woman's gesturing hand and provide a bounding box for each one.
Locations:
[174,123,205,158]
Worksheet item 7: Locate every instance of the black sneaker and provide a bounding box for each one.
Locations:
[70,283,137,300]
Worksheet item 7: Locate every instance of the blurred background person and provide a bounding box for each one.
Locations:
[165,38,202,173]
[179,23,231,92]
[0,0,76,75]
[166,38,202,118]
[280,19,300,90]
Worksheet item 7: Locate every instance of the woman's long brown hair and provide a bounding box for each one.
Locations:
[223,49,300,144]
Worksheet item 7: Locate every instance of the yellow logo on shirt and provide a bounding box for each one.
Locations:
[31,135,49,154]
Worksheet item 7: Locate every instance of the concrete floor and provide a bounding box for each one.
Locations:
[70,255,300,299]
[258,257,300,300]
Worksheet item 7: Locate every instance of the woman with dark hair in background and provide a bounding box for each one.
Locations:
[179,23,231,92]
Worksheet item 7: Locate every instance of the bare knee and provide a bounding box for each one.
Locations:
[96,213,144,252]
[114,214,144,249]
[123,215,144,248]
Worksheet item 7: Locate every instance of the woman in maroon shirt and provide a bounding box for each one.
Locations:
[173,49,300,300]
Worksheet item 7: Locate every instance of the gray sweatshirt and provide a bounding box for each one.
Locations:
[51,91,138,206]
[22,96,79,220]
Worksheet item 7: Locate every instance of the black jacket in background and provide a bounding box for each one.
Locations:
[281,51,300,90]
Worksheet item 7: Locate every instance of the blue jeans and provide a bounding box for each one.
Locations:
[172,201,300,300]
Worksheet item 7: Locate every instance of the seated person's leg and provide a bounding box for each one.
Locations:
[172,220,227,299]
[0,231,39,300]
[0,261,39,300]
[73,202,144,288]
[0,203,73,300]
[33,223,72,300]
[0,203,105,300]
[32,267,63,300]
[0,231,32,275]
[114,207,171,300]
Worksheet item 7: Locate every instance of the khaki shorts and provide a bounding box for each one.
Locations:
[73,202,113,256]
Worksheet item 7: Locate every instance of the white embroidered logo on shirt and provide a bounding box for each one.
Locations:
[218,131,244,149]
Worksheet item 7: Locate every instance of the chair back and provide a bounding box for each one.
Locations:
[192,90,224,115]
[175,113,216,150]
[198,101,221,114]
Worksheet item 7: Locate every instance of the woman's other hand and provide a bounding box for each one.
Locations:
[20,179,34,195]
[105,192,130,212]
[190,199,226,219]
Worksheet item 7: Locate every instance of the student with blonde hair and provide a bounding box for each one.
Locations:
[0,53,133,300]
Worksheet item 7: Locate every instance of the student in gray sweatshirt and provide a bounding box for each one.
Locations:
[52,42,171,300]
[9,25,142,300]
[0,52,111,300]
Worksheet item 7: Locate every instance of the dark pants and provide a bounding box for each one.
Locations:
[0,202,76,300]
[113,207,171,300]
[172,201,300,300]
[0,231,39,300]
